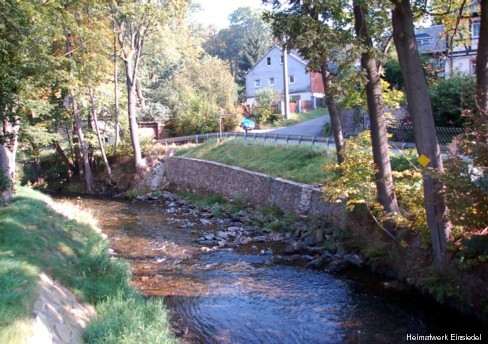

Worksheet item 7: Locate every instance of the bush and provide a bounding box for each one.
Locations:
[253,104,276,124]
[255,88,281,106]
[429,76,476,127]
[0,171,11,192]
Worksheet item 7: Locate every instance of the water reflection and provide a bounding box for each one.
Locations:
[60,196,483,343]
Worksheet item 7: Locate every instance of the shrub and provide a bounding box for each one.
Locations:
[429,76,476,127]
[323,131,428,242]
[0,171,11,192]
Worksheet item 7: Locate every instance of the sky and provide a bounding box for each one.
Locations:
[191,0,268,29]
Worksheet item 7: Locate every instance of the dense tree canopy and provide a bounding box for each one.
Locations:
[204,6,275,95]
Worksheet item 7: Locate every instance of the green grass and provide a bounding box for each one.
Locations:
[176,140,337,185]
[0,187,175,343]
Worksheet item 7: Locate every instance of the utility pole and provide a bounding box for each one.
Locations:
[282,44,290,120]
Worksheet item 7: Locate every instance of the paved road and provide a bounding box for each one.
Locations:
[256,115,330,137]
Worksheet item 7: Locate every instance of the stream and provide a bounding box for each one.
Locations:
[62,195,484,343]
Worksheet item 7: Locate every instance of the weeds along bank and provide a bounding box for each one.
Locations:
[0,187,175,344]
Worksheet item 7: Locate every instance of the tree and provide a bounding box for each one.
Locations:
[353,0,400,214]
[475,0,488,146]
[0,0,45,202]
[167,56,238,136]
[204,7,274,88]
[114,0,187,170]
[391,0,452,269]
[264,0,350,164]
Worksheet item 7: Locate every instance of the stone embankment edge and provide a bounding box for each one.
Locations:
[28,273,95,344]
[159,156,345,228]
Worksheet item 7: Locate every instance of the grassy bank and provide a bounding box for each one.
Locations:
[0,187,175,343]
[176,140,338,185]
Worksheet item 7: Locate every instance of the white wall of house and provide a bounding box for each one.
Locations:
[244,46,314,105]
[446,55,477,76]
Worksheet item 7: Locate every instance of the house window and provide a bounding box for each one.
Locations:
[415,33,431,46]
[289,75,295,84]
[281,55,284,64]
[255,79,261,88]
[269,77,275,86]
[266,57,271,65]
[471,60,477,76]
[472,22,480,39]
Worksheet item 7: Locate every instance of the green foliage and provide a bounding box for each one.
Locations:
[255,88,282,106]
[323,132,429,241]
[168,56,238,136]
[424,270,458,303]
[341,78,405,110]
[253,104,282,124]
[204,6,274,89]
[0,187,175,343]
[323,132,377,208]
[171,93,221,136]
[429,76,476,127]
[177,139,337,185]
[383,56,404,90]
[0,171,11,193]
[442,157,488,233]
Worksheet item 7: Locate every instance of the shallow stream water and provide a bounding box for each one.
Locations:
[63,196,484,343]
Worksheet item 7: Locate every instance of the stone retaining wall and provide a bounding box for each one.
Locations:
[163,156,345,227]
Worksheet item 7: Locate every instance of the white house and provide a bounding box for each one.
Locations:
[415,1,480,77]
[243,46,325,108]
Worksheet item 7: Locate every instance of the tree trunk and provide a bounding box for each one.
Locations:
[114,32,120,147]
[72,96,96,193]
[32,146,42,178]
[353,1,399,214]
[118,23,145,171]
[89,86,115,184]
[391,0,452,269]
[124,55,145,170]
[55,142,75,182]
[136,81,147,112]
[476,0,488,142]
[321,64,345,164]
[72,126,84,178]
[0,117,19,204]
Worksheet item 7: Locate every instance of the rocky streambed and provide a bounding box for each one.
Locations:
[134,191,366,274]
[64,192,483,343]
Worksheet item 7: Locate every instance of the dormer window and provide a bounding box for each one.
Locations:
[266,57,271,65]
[415,33,431,46]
